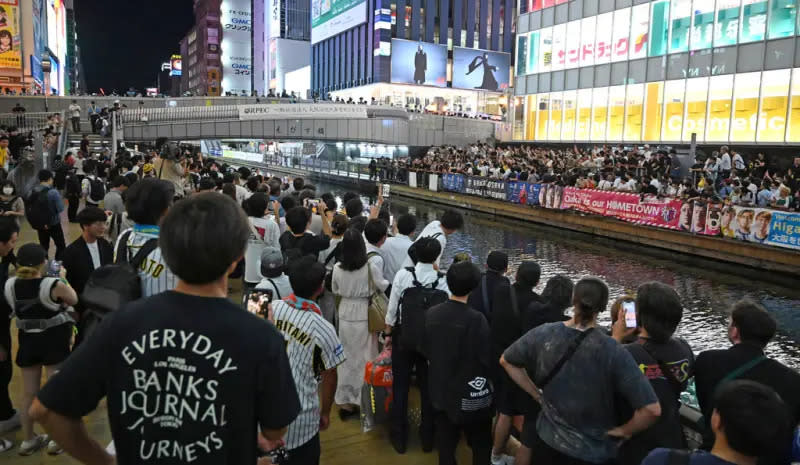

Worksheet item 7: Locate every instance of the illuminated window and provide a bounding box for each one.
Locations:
[757,69,790,142]
[643,81,664,141]
[580,17,597,67]
[739,0,767,43]
[552,24,566,71]
[649,0,670,57]
[526,95,537,140]
[565,21,581,69]
[706,74,734,141]
[714,0,741,47]
[576,88,593,139]
[539,28,553,73]
[591,87,609,140]
[607,85,626,140]
[669,0,691,53]
[662,80,686,140]
[612,8,631,62]
[690,0,715,50]
[595,12,613,65]
[787,69,800,142]
[682,77,709,141]
[624,83,645,141]
[549,92,563,140]
[517,34,529,76]
[528,31,540,74]
[767,0,797,39]
[536,94,550,140]
[730,72,761,142]
[561,90,577,140]
[630,3,650,60]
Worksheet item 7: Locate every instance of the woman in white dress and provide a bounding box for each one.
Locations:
[332,228,389,419]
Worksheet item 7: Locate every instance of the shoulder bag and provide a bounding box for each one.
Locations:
[366,262,388,332]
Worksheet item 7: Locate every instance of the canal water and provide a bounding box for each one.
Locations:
[315,181,800,370]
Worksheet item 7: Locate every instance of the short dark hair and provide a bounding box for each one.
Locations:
[414,237,441,264]
[714,380,790,458]
[244,192,269,217]
[268,179,281,196]
[109,176,128,188]
[440,210,464,231]
[125,178,174,225]
[348,215,367,233]
[160,193,249,284]
[280,195,296,212]
[287,256,326,299]
[298,189,315,203]
[572,277,609,325]
[486,251,508,272]
[345,197,364,219]
[338,228,367,271]
[0,217,19,243]
[342,192,357,204]
[516,261,541,288]
[396,214,416,236]
[285,206,311,234]
[293,177,304,191]
[38,169,53,182]
[636,282,682,343]
[541,275,574,311]
[447,262,481,297]
[731,300,776,348]
[77,207,108,228]
[364,219,388,245]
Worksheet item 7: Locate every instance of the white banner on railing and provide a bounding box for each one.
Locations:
[409,172,417,188]
[238,104,368,120]
[429,174,438,192]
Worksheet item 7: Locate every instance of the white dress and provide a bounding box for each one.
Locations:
[332,263,379,406]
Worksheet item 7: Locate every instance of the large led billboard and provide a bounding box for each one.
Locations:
[170,54,182,77]
[221,0,253,94]
[0,0,22,70]
[311,0,366,44]
[390,39,447,87]
[452,47,510,92]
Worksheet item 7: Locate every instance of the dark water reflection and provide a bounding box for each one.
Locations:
[320,182,800,370]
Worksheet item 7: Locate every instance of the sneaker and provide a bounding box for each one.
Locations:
[18,435,48,456]
[491,453,515,465]
[46,440,63,455]
[0,411,20,434]
[0,438,13,453]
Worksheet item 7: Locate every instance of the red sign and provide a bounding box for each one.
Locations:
[560,187,682,229]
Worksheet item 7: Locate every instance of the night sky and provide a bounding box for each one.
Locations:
[74,0,195,94]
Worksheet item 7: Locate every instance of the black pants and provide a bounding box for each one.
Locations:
[434,411,492,465]
[89,115,99,133]
[287,434,320,465]
[0,357,12,420]
[528,429,609,465]
[66,194,80,222]
[37,224,66,260]
[71,117,80,133]
[391,336,434,444]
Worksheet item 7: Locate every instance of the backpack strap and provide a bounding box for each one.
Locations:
[267,278,281,300]
[324,242,342,266]
[539,328,594,390]
[114,230,133,265]
[129,239,159,270]
[509,284,519,319]
[717,355,768,389]
[640,342,685,395]
[481,275,490,315]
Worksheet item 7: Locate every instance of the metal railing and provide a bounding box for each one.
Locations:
[0,111,59,133]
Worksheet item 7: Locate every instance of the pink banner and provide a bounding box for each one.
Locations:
[561,187,682,229]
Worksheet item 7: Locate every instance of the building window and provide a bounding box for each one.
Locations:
[730,71,761,141]
[706,74,734,141]
[757,68,790,141]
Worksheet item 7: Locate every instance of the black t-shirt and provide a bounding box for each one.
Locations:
[37,291,301,465]
[616,338,695,465]
[523,299,570,334]
[278,231,330,260]
[490,283,542,356]
[466,271,509,320]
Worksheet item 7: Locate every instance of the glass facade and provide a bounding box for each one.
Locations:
[516,0,800,143]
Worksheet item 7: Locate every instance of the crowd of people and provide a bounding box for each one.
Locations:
[403,144,800,211]
[0,140,795,465]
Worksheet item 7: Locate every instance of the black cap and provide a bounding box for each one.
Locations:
[17,243,47,267]
[486,251,508,272]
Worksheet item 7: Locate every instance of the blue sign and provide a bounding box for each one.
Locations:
[527,183,541,206]
[391,39,448,87]
[766,210,800,250]
[452,47,511,92]
[506,181,542,206]
[442,173,466,193]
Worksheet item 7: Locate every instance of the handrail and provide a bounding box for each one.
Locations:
[0,111,59,133]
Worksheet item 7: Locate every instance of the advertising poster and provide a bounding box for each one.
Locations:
[720,206,800,249]
[740,0,767,43]
[390,39,447,87]
[442,173,466,193]
[561,187,682,228]
[311,0,366,44]
[715,0,742,47]
[221,0,252,94]
[0,0,21,70]
[451,47,510,92]
[690,0,715,50]
[690,201,708,234]
[428,174,439,192]
[629,3,651,60]
[408,172,417,188]
[704,203,722,236]
[669,0,691,53]
[270,0,281,39]
[170,55,182,77]
[649,0,670,56]
[516,34,528,76]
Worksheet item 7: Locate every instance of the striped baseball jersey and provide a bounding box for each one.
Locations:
[114,225,178,297]
[272,297,345,450]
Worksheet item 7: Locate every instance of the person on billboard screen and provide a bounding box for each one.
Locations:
[0,30,11,54]
[414,45,427,85]
[752,211,772,244]
[734,209,755,241]
[466,52,499,91]
[720,206,736,239]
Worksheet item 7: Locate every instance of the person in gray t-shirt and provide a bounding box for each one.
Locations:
[501,277,661,465]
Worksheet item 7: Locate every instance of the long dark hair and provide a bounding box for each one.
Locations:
[338,228,367,271]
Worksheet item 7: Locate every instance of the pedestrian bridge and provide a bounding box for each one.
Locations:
[116,103,497,147]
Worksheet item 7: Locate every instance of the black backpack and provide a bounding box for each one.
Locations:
[446,314,494,424]
[24,186,52,230]
[89,177,105,202]
[65,174,81,196]
[79,231,158,341]
[397,267,448,352]
[280,232,317,266]
[0,196,18,214]
[407,233,442,265]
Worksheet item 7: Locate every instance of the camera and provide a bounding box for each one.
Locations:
[156,138,182,162]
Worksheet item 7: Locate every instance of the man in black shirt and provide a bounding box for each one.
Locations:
[467,251,509,320]
[31,193,301,465]
[423,262,493,465]
[279,206,331,263]
[490,261,542,465]
[694,300,800,465]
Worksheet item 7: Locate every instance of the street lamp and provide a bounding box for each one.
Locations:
[41,54,52,112]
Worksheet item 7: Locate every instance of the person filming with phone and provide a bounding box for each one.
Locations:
[611,282,695,465]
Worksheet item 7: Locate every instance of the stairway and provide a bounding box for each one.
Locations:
[64,118,111,156]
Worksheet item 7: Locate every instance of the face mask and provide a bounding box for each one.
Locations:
[2,188,12,195]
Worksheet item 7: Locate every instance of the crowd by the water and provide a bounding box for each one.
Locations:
[0,140,794,465]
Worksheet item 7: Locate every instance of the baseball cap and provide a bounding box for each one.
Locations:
[486,251,508,272]
[260,247,284,274]
[17,243,47,267]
